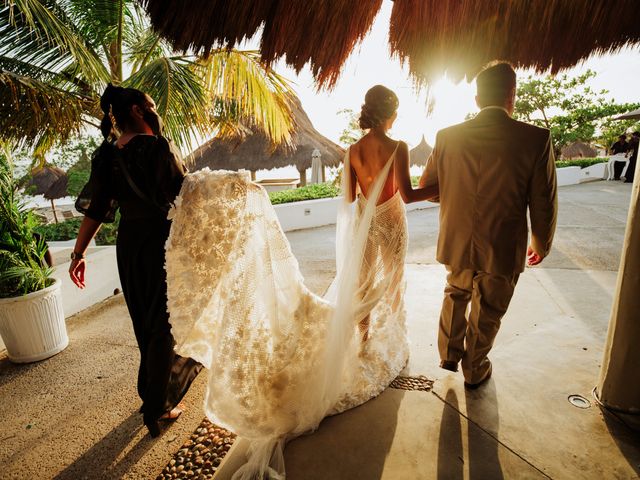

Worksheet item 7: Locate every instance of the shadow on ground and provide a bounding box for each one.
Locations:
[53,412,153,480]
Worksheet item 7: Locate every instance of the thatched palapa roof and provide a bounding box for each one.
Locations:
[26,166,68,200]
[409,136,433,166]
[561,142,597,159]
[189,96,344,172]
[140,0,640,87]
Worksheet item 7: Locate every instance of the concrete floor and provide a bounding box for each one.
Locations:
[1,180,638,479]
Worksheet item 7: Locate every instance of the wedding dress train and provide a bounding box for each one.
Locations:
[165,149,408,478]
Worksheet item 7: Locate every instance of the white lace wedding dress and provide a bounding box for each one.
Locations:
[165,148,408,479]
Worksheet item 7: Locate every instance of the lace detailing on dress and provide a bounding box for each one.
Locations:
[165,159,408,479]
[332,191,408,412]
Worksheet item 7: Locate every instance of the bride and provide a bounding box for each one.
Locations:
[165,85,438,478]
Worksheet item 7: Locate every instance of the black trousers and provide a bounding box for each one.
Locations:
[116,218,202,423]
[625,155,637,183]
[613,160,627,180]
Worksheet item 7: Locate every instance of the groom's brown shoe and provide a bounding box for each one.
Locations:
[440,360,458,373]
[464,363,492,390]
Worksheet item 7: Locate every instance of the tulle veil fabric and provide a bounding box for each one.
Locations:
[164,146,408,479]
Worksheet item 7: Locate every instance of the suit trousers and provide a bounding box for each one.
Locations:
[438,267,519,384]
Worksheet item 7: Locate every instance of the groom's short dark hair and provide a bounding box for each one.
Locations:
[476,62,516,107]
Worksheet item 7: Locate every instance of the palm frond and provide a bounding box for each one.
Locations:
[196,50,295,146]
[124,55,211,152]
[2,0,109,84]
[124,8,169,74]
[65,0,126,48]
[0,70,94,151]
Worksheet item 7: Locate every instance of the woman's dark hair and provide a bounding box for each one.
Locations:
[359,85,399,130]
[476,61,517,107]
[99,84,149,140]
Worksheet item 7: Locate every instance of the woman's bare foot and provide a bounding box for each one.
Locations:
[159,402,185,421]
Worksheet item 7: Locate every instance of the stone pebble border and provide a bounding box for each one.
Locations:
[156,420,236,480]
[156,375,434,479]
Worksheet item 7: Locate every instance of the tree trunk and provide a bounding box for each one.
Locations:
[298,167,307,187]
[50,199,59,224]
[250,170,256,181]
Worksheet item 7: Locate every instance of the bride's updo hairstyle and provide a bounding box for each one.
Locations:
[99,83,149,140]
[359,85,399,130]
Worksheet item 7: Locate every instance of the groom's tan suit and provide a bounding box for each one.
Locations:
[423,106,558,384]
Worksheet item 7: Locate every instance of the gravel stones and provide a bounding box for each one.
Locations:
[156,419,236,479]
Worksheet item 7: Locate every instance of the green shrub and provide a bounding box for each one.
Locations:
[66,153,91,197]
[35,213,120,246]
[66,170,90,197]
[556,157,608,169]
[34,218,81,242]
[268,183,340,205]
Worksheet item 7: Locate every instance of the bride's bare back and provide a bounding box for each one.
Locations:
[350,133,401,204]
[349,132,436,205]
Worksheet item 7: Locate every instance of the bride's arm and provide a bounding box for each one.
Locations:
[344,146,357,203]
[395,142,439,203]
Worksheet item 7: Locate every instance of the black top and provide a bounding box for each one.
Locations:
[75,135,186,223]
[610,140,628,155]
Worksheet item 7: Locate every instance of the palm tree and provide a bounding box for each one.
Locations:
[0,0,295,165]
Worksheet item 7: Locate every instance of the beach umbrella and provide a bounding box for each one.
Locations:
[616,108,640,120]
[26,166,68,224]
[310,149,323,184]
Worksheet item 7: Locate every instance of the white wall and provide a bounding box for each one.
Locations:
[275,165,609,231]
[274,196,438,232]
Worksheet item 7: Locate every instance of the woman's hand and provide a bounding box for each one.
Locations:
[70,216,103,290]
[69,259,86,289]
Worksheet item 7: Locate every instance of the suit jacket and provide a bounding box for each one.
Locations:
[423,107,558,276]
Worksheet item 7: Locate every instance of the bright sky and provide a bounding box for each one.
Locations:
[272,0,640,149]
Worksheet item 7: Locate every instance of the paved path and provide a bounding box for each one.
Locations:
[0,181,638,479]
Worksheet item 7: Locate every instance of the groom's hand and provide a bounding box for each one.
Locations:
[527,246,544,266]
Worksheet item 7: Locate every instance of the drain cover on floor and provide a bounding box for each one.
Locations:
[390,375,434,392]
[568,394,591,409]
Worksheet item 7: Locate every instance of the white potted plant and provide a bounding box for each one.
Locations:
[0,160,67,363]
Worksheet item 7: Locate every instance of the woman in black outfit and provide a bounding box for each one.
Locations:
[70,85,201,437]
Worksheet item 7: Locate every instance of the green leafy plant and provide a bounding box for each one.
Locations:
[555,157,608,169]
[0,0,295,167]
[0,158,53,297]
[338,109,364,146]
[514,70,640,156]
[34,213,120,245]
[268,183,341,205]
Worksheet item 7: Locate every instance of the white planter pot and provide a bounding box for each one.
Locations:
[0,278,68,363]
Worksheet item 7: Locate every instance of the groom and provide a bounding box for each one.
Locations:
[419,62,558,389]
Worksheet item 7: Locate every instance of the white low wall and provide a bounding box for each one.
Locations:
[557,166,582,186]
[274,196,438,232]
[276,164,609,231]
[578,163,606,183]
